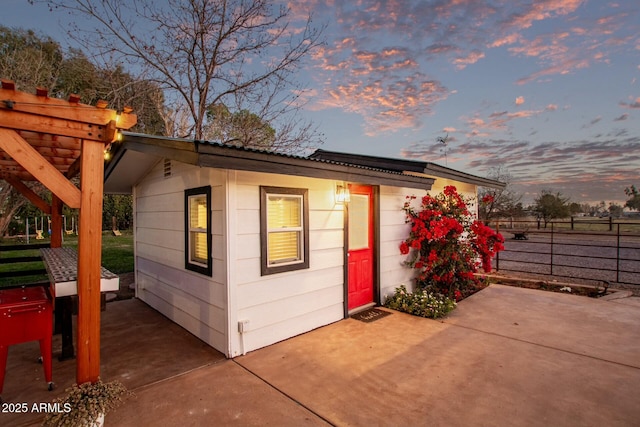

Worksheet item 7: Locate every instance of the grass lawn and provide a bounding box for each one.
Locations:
[0,231,134,288]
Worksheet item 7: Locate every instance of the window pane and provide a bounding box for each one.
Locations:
[190,231,208,264]
[185,186,212,276]
[190,196,207,229]
[267,195,301,228]
[260,186,309,276]
[268,231,300,264]
[348,194,369,250]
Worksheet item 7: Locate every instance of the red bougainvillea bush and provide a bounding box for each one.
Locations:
[398,186,504,302]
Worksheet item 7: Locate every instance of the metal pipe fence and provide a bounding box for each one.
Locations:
[493,219,640,286]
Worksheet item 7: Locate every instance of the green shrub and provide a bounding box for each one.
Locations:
[384,285,457,319]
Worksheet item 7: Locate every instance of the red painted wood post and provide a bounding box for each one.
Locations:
[76,140,104,384]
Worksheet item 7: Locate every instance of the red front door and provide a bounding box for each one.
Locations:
[347,184,374,310]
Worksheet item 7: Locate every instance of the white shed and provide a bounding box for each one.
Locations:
[104,134,503,357]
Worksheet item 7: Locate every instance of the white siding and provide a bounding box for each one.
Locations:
[134,160,228,355]
[427,177,478,216]
[378,180,478,299]
[379,186,425,298]
[228,171,345,356]
[131,158,478,358]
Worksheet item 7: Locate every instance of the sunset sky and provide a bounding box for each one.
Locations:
[3,0,639,206]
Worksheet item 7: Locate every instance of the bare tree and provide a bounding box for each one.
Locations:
[478,166,523,222]
[39,0,325,151]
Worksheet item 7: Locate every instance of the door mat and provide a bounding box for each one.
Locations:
[351,308,392,323]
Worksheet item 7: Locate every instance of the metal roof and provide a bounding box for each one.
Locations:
[309,149,506,189]
[104,133,436,193]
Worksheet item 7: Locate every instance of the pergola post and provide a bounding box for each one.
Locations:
[0,80,136,385]
[76,139,105,384]
[50,195,63,248]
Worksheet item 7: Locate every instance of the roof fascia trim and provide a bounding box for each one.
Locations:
[420,164,506,189]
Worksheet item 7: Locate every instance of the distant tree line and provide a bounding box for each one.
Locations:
[478,166,638,229]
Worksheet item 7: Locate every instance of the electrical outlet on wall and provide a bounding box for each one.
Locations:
[238,319,249,333]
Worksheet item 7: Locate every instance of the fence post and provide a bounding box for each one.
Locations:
[571,216,574,230]
[550,222,554,275]
[616,223,620,283]
[496,220,500,271]
[609,216,613,232]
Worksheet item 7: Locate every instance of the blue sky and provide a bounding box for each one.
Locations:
[3,0,639,205]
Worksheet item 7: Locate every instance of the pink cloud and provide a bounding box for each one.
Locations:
[463,105,556,137]
[515,96,525,105]
[488,33,521,48]
[500,0,585,30]
[426,43,459,55]
[453,50,485,70]
[619,96,640,109]
[516,57,590,84]
[305,0,636,135]
[508,32,570,58]
[317,72,449,135]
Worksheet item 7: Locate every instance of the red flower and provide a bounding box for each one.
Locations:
[400,241,410,255]
[443,185,457,196]
[481,254,492,272]
[481,194,495,204]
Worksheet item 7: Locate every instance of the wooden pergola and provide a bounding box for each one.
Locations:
[0,79,136,384]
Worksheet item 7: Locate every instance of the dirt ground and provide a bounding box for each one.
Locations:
[489,270,640,296]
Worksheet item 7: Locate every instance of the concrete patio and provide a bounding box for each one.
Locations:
[2,284,639,426]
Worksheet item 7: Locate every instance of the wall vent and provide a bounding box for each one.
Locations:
[163,158,172,178]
